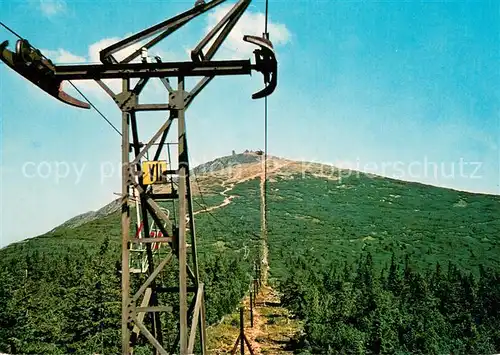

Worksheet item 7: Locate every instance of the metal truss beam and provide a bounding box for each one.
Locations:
[100,0,228,64]
[118,76,205,354]
[53,59,252,80]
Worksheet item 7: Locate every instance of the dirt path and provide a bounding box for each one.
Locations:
[259,160,269,285]
[193,160,292,217]
[207,286,301,354]
[244,286,300,354]
[200,160,300,353]
[193,182,236,216]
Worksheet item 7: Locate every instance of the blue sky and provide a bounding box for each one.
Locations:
[0,0,499,247]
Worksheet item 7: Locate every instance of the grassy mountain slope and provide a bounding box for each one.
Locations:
[266,171,500,278]
[0,153,499,353]
[190,154,500,277]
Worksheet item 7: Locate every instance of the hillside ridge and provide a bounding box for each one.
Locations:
[1,151,499,354]
[51,152,498,234]
[50,198,121,231]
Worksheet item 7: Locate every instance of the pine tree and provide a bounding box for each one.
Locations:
[386,253,402,295]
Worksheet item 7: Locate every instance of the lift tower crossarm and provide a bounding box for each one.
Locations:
[0,40,91,109]
[100,0,228,64]
[185,0,251,108]
[191,0,250,62]
[0,37,276,104]
[53,59,252,80]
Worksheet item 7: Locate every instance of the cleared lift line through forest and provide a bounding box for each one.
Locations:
[193,160,292,216]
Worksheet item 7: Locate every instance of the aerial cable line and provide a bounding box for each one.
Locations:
[0,21,121,137]
[193,191,261,240]
[67,81,122,136]
[258,0,271,284]
[172,163,261,241]
[263,0,270,193]
[187,149,216,238]
[177,173,262,241]
[2,20,114,347]
[264,0,269,35]
[0,22,23,41]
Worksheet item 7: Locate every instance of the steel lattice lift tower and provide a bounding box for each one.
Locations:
[0,0,278,354]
